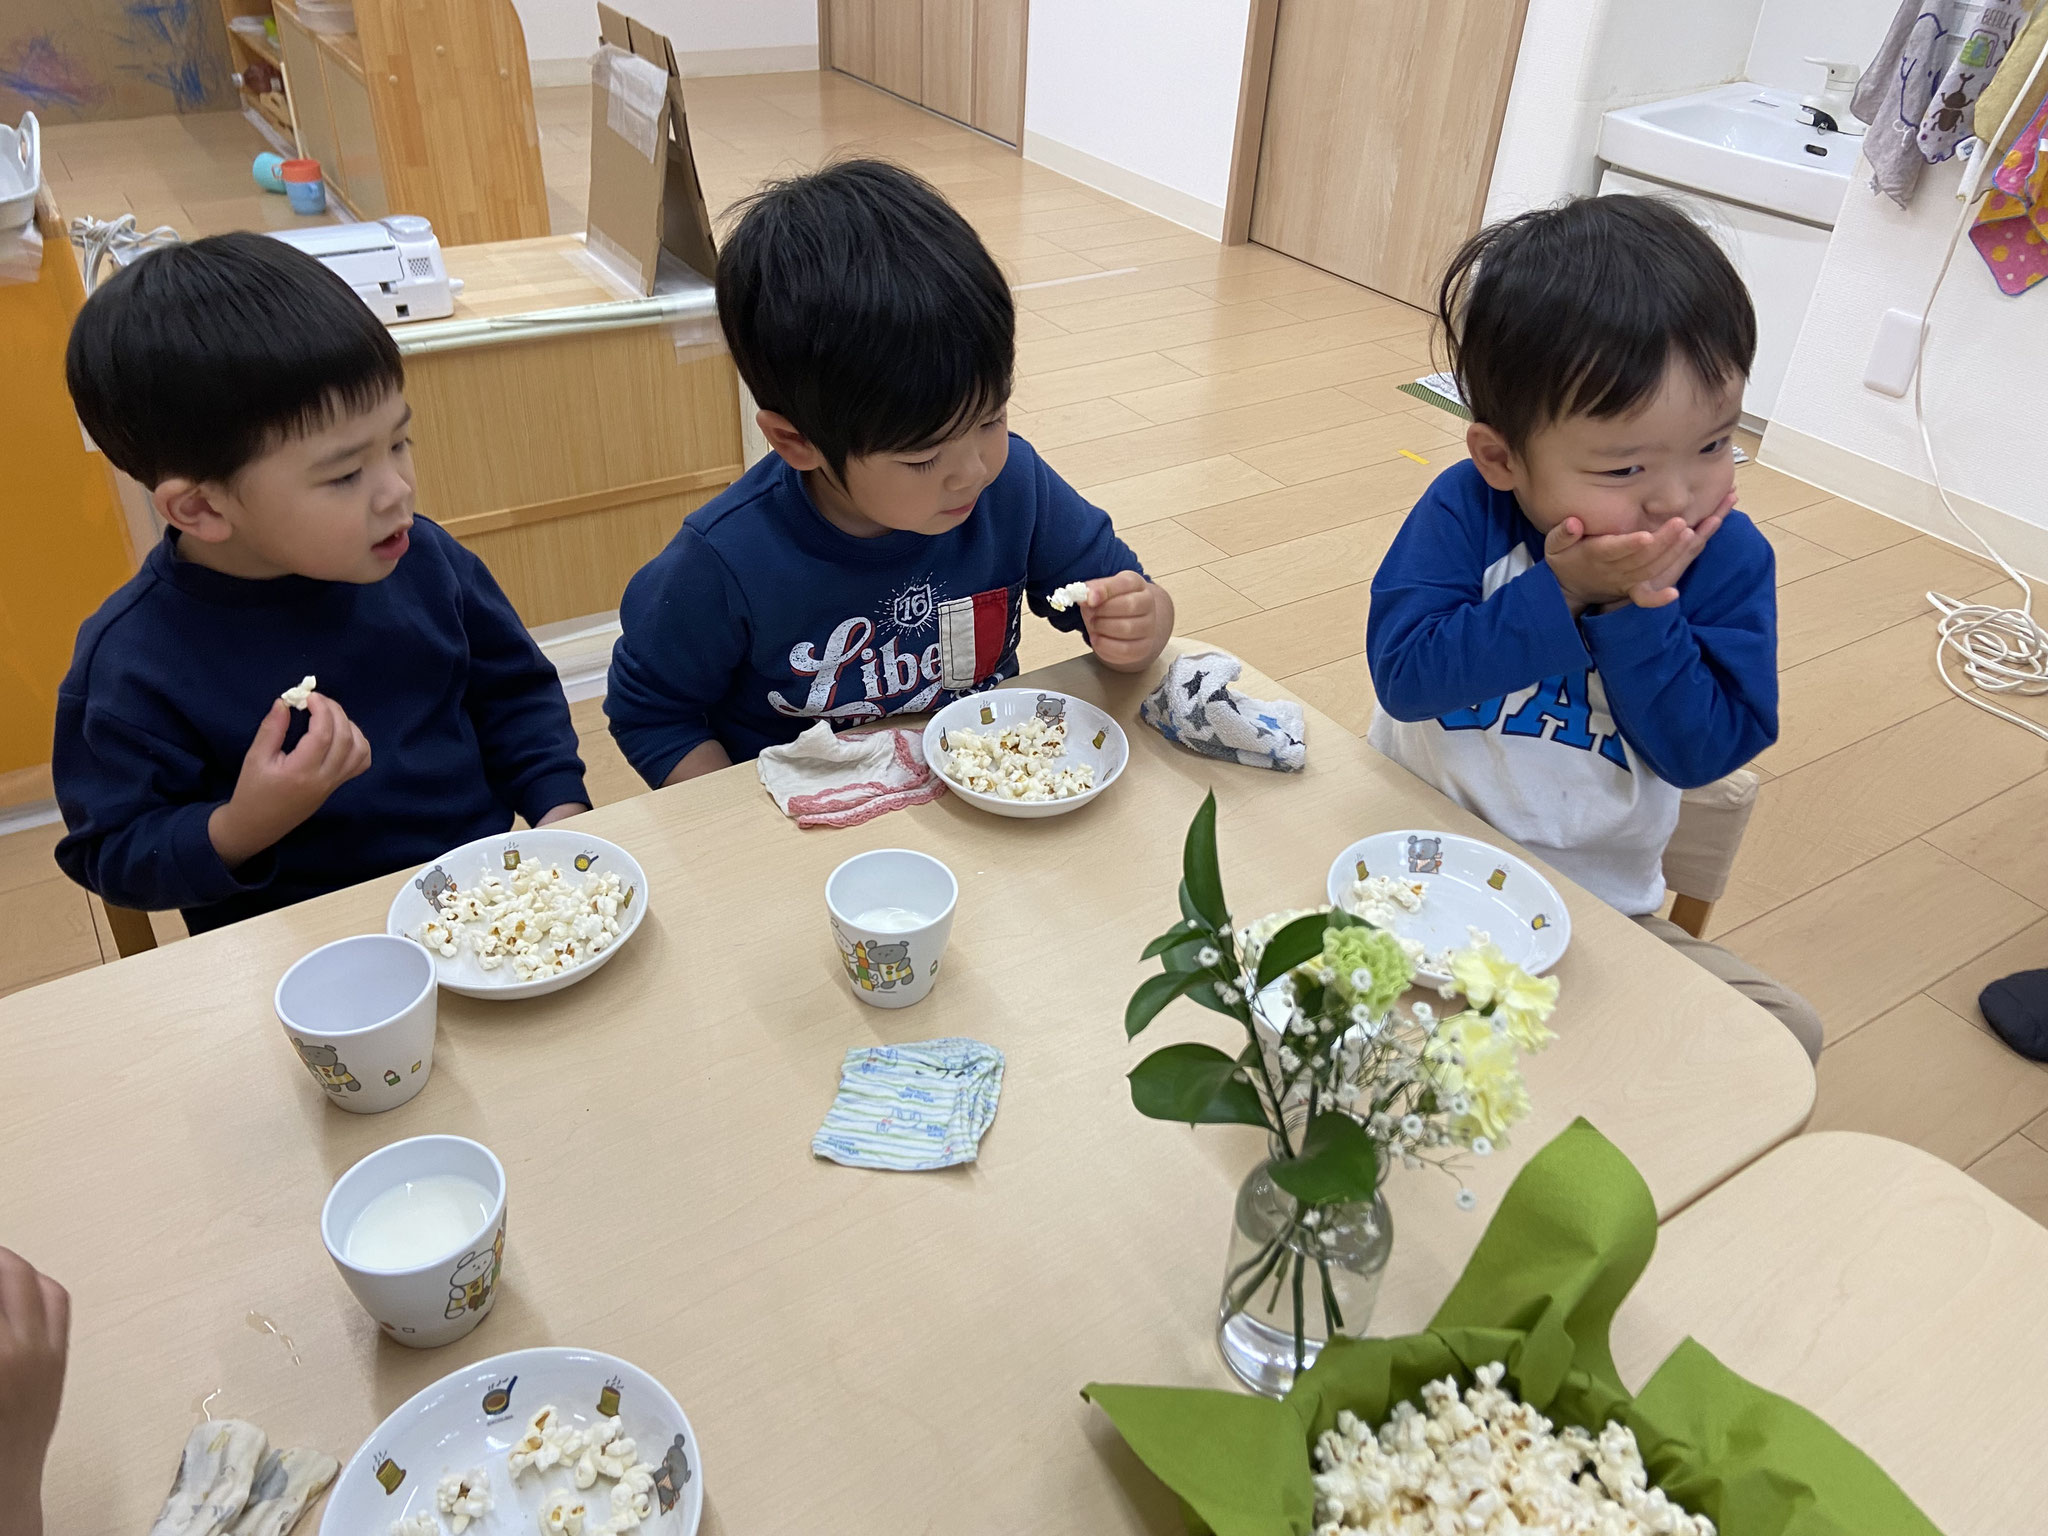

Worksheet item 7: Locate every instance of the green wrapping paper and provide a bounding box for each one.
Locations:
[1084,1120,1940,1536]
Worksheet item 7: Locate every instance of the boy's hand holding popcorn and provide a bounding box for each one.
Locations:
[208,692,374,871]
[1069,571,1175,672]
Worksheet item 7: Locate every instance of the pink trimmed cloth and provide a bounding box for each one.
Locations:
[756,720,947,829]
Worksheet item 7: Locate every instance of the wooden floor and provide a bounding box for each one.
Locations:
[23,72,2048,1225]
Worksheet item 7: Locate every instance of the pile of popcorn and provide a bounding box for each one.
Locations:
[389,1468,491,1536]
[386,1407,658,1536]
[1342,874,1427,932]
[941,716,1096,802]
[419,866,629,982]
[1311,1363,1714,1536]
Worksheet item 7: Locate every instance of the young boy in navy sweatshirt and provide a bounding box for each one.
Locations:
[55,233,588,934]
[605,160,1175,785]
[1364,195,1822,1061]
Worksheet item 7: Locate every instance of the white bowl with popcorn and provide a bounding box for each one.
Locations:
[322,1345,702,1536]
[922,688,1129,820]
[1323,829,1569,985]
[386,829,649,1000]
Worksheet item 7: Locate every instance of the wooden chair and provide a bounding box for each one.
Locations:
[97,899,159,959]
[1661,769,1760,938]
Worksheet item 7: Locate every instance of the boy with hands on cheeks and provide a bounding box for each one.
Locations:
[607,160,1172,786]
[1366,196,1821,1060]
[55,234,587,934]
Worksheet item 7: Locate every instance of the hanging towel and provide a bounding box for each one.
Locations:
[1969,93,2048,291]
[1916,0,2028,162]
[1978,0,2048,163]
[1855,0,1973,205]
[755,719,946,828]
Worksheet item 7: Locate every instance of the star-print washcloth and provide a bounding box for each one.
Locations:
[1139,650,1307,772]
[812,1037,1005,1171]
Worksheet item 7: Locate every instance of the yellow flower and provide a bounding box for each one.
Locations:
[1447,940,1558,1050]
[1427,1012,1531,1144]
[1448,941,1516,1009]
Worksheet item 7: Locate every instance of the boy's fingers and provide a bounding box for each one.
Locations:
[249,699,290,758]
[291,696,337,762]
[37,1272,68,1351]
[0,1246,40,1338]
[1543,518,1585,556]
[1084,570,1148,604]
[1630,581,1681,609]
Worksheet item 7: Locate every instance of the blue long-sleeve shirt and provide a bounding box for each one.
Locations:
[1364,461,1777,914]
[606,435,1142,783]
[54,520,587,933]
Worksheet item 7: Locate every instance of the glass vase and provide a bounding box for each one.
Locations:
[1216,1156,1392,1397]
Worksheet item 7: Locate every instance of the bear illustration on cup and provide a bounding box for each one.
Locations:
[445,1223,505,1319]
[291,1037,361,1094]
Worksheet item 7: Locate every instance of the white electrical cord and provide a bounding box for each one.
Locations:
[68,213,181,294]
[1917,38,2048,741]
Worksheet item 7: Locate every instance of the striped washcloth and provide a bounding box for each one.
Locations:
[812,1037,1005,1171]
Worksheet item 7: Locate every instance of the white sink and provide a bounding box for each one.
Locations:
[1598,83,1852,227]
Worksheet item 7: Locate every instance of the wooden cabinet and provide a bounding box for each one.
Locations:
[827,0,1027,147]
[269,0,547,242]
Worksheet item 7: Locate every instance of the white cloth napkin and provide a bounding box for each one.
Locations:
[755,720,946,828]
[812,1038,1005,1171]
[1139,651,1307,772]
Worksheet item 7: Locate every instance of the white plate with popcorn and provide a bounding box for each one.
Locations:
[1323,830,1569,986]
[322,1345,701,1536]
[387,829,649,1000]
[922,688,1128,820]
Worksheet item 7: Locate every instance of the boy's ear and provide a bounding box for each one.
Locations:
[152,478,236,544]
[1465,421,1521,493]
[756,410,826,473]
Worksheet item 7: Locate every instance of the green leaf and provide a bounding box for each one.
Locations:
[1269,1112,1381,1206]
[1163,936,1209,975]
[1140,922,1202,961]
[1178,878,1205,928]
[1180,791,1228,929]
[1254,911,1331,991]
[1125,969,1199,1039]
[1129,1043,1271,1127]
[1324,907,1364,930]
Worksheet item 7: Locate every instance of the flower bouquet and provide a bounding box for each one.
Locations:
[1125,794,1560,1395]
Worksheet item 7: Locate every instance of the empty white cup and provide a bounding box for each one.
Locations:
[321,1134,507,1349]
[275,934,437,1113]
[825,849,958,1009]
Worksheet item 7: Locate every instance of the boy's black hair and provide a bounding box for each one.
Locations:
[66,231,403,488]
[1437,195,1756,454]
[715,158,1014,480]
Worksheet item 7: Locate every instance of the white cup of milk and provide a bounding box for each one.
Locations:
[824,849,958,1009]
[275,934,438,1114]
[321,1135,507,1348]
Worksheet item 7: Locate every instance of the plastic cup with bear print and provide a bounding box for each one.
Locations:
[274,934,438,1114]
[322,1135,508,1349]
[825,849,958,1009]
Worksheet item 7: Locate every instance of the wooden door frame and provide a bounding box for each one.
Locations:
[1225,0,1532,249]
[815,0,1029,152]
[818,0,832,68]
[1222,0,1282,246]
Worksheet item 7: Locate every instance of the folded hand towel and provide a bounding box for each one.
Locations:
[756,720,945,828]
[1140,651,1306,772]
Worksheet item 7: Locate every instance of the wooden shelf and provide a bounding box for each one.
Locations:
[241,83,294,136]
[229,24,282,65]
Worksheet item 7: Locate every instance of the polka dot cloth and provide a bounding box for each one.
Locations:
[1970,97,2048,296]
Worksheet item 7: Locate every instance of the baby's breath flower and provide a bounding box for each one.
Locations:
[1400,1114,1424,1138]
[1215,982,1241,1005]
[1472,1136,1493,1156]
[1196,945,1221,968]
[1456,1188,1478,1211]
[1350,1003,1373,1028]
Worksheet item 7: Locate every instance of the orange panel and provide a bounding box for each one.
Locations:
[0,201,138,787]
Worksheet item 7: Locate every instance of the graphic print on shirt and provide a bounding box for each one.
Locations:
[1436,548,1631,772]
[767,579,1020,726]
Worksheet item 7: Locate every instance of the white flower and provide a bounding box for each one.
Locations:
[1411,1000,1434,1025]
[1278,1047,1300,1072]
[1449,1092,1470,1116]
[1349,966,1374,993]
[1349,1003,1373,1027]
[1400,1114,1424,1138]
[1472,1136,1493,1156]
[1197,945,1221,968]
[1216,982,1241,1005]
[1456,1188,1478,1211]
[1368,1113,1393,1137]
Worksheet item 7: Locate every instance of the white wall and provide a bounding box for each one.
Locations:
[513,0,818,72]
[1745,0,1897,94]
[1021,0,1251,236]
[1484,0,1764,220]
[1764,156,2048,570]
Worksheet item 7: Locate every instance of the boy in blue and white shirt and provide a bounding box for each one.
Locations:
[1366,195,1820,1061]
[607,161,1174,784]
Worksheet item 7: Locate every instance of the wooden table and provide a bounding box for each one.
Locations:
[2,650,1813,1533]
[1612,1131,2048,1536]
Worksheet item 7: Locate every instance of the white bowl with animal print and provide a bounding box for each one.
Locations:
[922,688,1129,820]
[322,1346,702,1536]
[386,829,650,1000]
[1323,830,1570,985]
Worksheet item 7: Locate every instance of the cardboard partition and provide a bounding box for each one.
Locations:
[585,2,718,295]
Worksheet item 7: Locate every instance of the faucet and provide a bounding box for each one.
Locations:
[1799,57,1867,138]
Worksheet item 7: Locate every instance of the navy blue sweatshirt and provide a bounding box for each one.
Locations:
[606,436,1142,783]
[54,521,587,933]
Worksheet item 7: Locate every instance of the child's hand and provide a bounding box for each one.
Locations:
[0,1247,68,1536]
[1077,571,1173,672]
[1545,494,1732,613]
[209,694,373,870]
[535,802,588,826]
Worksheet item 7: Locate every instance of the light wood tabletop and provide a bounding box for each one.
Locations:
[1612,1131,2048,1536]
[3,646,1813,1533]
